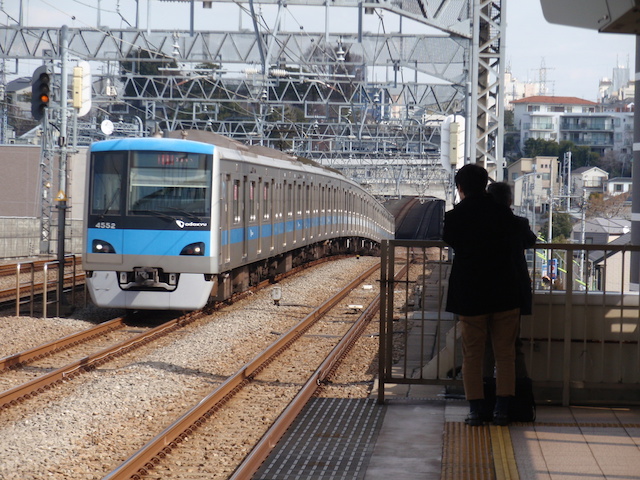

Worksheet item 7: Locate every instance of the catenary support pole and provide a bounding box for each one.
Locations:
[57,25,69,308]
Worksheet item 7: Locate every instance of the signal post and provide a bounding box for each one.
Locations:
[30,25,91,313]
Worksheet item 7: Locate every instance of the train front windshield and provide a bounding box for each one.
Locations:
[90,150,213,218]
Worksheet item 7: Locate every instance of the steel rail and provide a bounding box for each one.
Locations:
[103,261,382,480]
[0,259,53,276]
[230,261,409,479]
[0,309,203,410]
[0,255,356,411]
[0,317,127,371]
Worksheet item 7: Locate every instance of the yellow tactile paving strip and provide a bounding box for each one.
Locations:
[490,426,519,480]
[442,422,519,480]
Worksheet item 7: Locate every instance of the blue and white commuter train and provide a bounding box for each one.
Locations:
[83,131,395,310]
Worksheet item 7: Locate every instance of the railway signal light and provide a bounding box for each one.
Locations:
[31,65,51,121]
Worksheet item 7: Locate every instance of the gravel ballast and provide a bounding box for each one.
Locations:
[0,257,385,480]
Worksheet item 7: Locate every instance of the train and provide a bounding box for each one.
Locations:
[83,131,395,310]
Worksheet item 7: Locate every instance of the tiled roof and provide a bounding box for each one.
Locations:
[510,95,598,106]
[573,217,630,235]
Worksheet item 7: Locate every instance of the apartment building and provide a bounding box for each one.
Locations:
[506,156,561,217]
[511,96,633,156]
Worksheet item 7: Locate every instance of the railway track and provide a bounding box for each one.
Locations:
[0,315,174,409]
[105,260,410,480]
[0,256,395,479]
[104,261,387,479]
[0,256,344,411]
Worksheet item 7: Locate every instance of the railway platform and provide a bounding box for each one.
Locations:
[255,317,640,479]
[255,354,640,480]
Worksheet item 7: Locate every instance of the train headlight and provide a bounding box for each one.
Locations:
[93,239,115,253]
[180,242,205,256]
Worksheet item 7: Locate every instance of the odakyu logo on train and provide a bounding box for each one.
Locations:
[175,220,208,228]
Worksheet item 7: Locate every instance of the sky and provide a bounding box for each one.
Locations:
[2,0,637,102]
[504,2,636,101]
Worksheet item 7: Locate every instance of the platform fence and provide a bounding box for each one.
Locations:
[379,240,640,406]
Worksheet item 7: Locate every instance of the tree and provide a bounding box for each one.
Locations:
[523,138,559,157]
[541,210,574,242]
[586,192,630,219]
[558,141,599,169]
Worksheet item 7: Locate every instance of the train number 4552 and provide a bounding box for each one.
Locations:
[95,222,116,229]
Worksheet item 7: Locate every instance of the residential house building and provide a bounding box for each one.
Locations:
[507,156,561,219]
[571,217,631,292]
[572,216,630,245]
[571,166,609,197]
[606,177,633,196]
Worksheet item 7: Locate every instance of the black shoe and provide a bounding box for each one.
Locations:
[493,411,509,426]
[465,411,484,426]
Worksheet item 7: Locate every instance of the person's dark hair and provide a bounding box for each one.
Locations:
[455,164,488,196]
[487,181,513,207]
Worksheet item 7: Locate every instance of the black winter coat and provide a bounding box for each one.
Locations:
[514,215,537,315]
[443,193,523,316]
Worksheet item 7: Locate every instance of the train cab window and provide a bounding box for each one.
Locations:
[90,151,125,215]
[233,179,241,224]
[249,180,256,222]
[128,151,212,216]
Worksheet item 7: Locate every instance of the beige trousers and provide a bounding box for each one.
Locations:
[459,308,520,400]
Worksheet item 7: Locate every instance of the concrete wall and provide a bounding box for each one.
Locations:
[0,145,87,258]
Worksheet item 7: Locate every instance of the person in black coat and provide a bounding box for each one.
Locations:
[443,164,522,426]
[487,181,537,317]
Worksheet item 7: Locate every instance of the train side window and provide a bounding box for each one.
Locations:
[221,176,227,212]
[249,180,256,222]
[90,152,125,215]
[287,183,293,218]
[233,179,241,224]
[263,182,270,220]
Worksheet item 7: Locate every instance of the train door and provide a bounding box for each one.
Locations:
[244,176,257,259]
[221,174,232,266]
[345,189,350,234]
[256,178,262,256]
[262,180,274,253]
[275,180,283,251]
[285,181,293,247]
[293,182,301,245]
[302,183,313,242]
[231,177,243,262]
[329,186,335,236]
[319,185,325,239]
[311,183,317,241]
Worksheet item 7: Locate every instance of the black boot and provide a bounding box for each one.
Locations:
[465,399,484,426]
[493,396,510,426]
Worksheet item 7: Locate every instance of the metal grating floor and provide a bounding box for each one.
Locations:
[253,398,386,480]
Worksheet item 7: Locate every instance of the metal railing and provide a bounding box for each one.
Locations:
[15,255,81,318]
[379,240,640,406]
